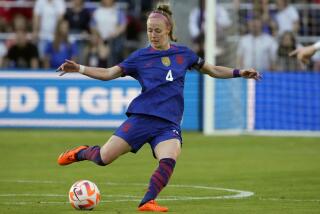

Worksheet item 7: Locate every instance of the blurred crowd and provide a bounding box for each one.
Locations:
[0,0,152,69]
[0,0,319,72]
[189,0,320,72]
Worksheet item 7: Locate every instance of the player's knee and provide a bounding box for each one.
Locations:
[173,148,181,159]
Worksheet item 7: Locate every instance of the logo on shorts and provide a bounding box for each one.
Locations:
[172,129,180,136]
[122,123,131,132]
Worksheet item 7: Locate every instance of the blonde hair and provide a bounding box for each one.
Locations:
[150,3,177,42]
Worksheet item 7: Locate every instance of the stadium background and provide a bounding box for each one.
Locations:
[1,0,320,135]
[0,0,320,213]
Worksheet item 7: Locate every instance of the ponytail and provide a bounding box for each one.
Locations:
[151,3,177,42]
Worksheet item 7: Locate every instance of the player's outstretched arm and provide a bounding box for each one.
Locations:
[56,59,123,81]
[199,62,261,81]
[289,41,320,64]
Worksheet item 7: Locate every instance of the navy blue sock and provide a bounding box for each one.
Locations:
[139,158,176,207]
[76,146,106,166]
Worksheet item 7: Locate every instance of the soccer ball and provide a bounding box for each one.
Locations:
[68,180,101,210]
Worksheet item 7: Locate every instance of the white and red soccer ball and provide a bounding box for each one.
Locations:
[69,180,101,210]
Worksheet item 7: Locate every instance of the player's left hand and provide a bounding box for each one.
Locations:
[240,68,261,81]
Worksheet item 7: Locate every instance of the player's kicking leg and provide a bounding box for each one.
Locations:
[57,135,131,166]
[138,139,181,212]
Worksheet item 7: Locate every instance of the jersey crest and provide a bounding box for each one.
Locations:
[161,57,171,67]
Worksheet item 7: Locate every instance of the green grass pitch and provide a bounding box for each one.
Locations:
[0,129,319,213]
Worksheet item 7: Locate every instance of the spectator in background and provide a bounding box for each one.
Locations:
[273,0,299,36]
[5,14,29,49]
[251,0,278,36]
[4,29,39,69]
[64,0,92,64]
[43,19,78,69]
[82,31,109,68]
[0,4,11,32]
[189,0,231,60]
[90,0,127,66]
[237,16,278,71]
[64,0,91,34]
[0,42,7,68]
[0,17,8,33]
[0,0,33,32]
[259,0,270,32]
[276,31,302,71]
[33,0,66,60]
[12,13,27,31]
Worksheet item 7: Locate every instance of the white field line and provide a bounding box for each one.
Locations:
[3,197,319,206]
[0,194,139,198]
[0,180,318,205]
[0,179,254,205]
[258,197,320,203]
[0,179,65,184]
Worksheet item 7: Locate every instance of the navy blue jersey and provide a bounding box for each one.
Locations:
[119,44,202,125]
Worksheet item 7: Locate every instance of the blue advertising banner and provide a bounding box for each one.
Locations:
[0,71,200,130]
[255,72,320,131]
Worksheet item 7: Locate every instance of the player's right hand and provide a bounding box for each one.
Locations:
[56,59,80,76]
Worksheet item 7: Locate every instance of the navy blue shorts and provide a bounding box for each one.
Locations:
[114,114,182,157]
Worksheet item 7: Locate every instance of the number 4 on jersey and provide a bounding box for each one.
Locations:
[166,70,174,81]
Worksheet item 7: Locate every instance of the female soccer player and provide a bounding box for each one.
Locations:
[57,3,261,212]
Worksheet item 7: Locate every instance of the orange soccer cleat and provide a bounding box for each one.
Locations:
[138,200,168,212]
[57,145,89,165]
